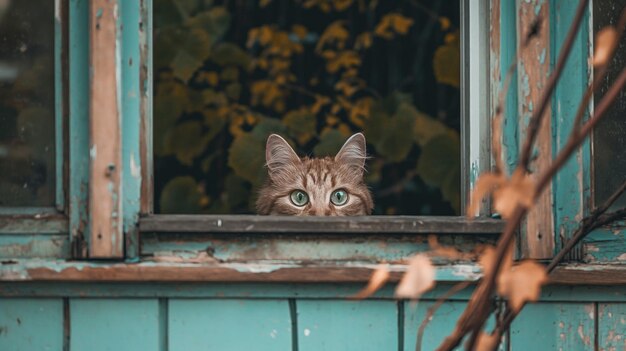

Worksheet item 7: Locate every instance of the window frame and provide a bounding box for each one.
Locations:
[0,0,68,216]
[1,0,626,286]
[0,0,70,259]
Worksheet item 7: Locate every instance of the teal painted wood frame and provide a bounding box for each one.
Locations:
[0,0,149,260]
[66,0,148,259]
[495,1,616,261]
[551,0,593,262]
[547,1,626,264]
[68,0,90,258]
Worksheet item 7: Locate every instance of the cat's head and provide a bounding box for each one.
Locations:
[256,133,373,216]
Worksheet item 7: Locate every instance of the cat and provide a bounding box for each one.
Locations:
[256,132,374,216]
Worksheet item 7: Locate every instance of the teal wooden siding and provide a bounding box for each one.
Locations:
[297,300,398,351]
[0,299,64,351]
[169,299,292,350]
[1,285,625,350]
[511,303,595,350]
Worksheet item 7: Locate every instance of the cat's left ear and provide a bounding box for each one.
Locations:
[335,133,367,175]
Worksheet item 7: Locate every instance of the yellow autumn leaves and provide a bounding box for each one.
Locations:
[154,0,461,214]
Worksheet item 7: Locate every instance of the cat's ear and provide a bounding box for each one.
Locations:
[335,132,367,175]
[265,134,300,181]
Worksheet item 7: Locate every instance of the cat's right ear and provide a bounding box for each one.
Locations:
[265,134,300,181]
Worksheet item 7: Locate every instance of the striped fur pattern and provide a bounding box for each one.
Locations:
[256,133,373,216]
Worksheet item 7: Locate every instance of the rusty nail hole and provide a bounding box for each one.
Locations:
[537,232,543,239]
[105,164,116,176]
[97,233,103,239]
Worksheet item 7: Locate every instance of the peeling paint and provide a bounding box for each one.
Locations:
[130,153,141,178]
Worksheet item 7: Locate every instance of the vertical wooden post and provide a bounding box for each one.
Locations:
[517,0,555,259]
[89,0,123,258]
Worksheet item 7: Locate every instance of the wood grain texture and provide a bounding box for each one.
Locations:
[169,299,291,351]
[297,300,397,351]
[70,299,160,351]
[598,303,626,351]
[89,0,123,258]
[3,260,626,285]
[510,302,595,350]
[0,298,64,351]
[517,0,555,259]
[139,215,505,234]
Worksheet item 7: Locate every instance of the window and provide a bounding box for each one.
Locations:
[592,0,626,209]
[0,1,58,209]
[152,0,466,216]
[4,0,623,283]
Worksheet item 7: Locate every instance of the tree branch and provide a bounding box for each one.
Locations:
[415,281,471,351]
[517,0,589,170]
[490,179,626,346]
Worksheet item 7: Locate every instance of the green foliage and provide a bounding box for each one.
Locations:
[228,118,287,185]
[365,97,416,162]
[416,132,461,213]
[154,0,461,215]
[314,129,346,156]
[160,176,205,213]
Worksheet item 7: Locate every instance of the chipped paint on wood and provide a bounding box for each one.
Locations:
[120,0,145,260]
[139,0,153,216]
[500,0,520,173]
[0,235,69,259]
[141,232,494,263]
[89,0,123,258]
[517,0,555,259]
[511,302,595,350]
[598,303,626,350]
[0,259,484,283]
[551,0,591,262]
[69,0,91,259]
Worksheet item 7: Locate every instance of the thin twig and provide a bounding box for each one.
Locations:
[415,281,471,351]
[518,0,589,170]
[536,66,626,193]
[491,180,626,344]
[436,2,624,349]
[572,8,626,129]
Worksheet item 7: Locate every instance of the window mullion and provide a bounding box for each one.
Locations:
[88,0,123,258]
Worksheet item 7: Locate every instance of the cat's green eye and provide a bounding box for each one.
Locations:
[330,189,349,206]
[290,190,309,206]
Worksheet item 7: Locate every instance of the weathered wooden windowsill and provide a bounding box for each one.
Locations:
[1,259,625,285]
[139,215,505,234]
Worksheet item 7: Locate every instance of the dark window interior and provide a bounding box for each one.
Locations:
[153,0,461,215]
[0,0,55,207]
[593,0,626,209]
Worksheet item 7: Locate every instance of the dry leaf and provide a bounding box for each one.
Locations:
[592,26,618,67]
[466,172,506,218]
[497,260,548,312]
[395,255,435,299]
[477,243,513,278]
[467,169,535,219]
[475,332,500,351]
[351,265,390,299]
[492,169,535,219]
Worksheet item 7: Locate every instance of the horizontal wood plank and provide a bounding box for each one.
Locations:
[139,215,505,234]
[1,260,625,285]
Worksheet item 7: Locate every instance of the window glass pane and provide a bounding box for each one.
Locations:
[153,0,461,215]
[0,1,56,207]
[593,0,626,208]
